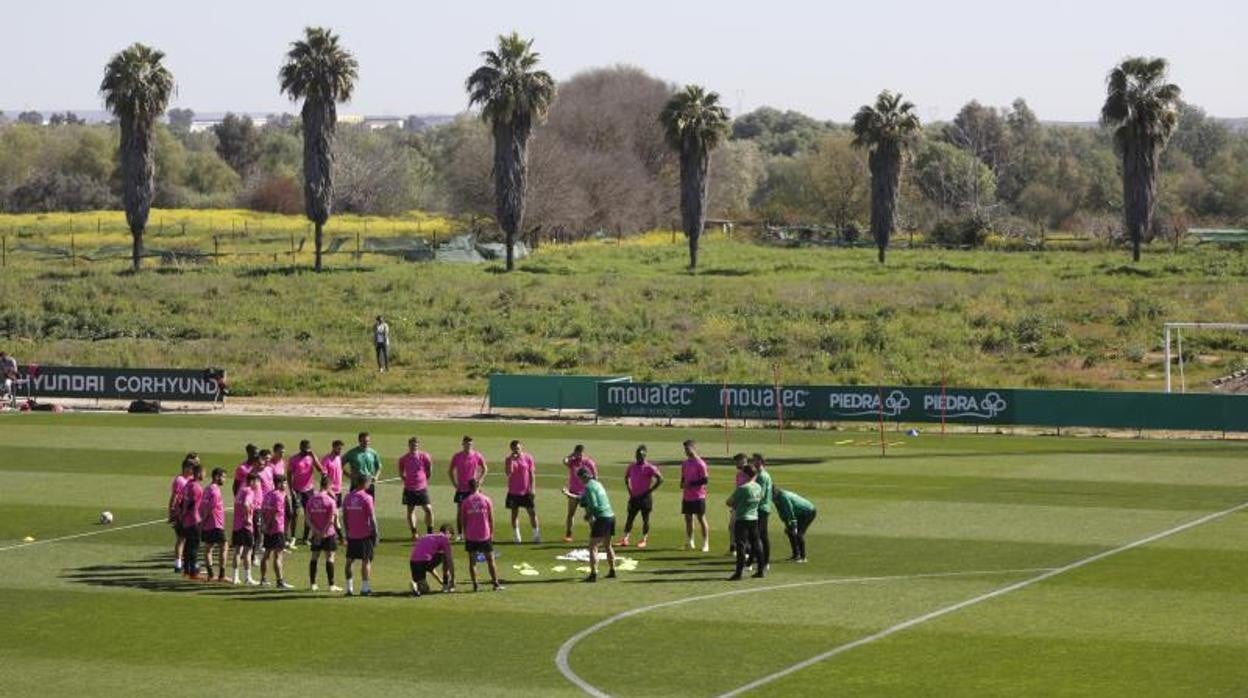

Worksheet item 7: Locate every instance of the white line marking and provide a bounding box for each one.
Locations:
[717,500,1248,697]
[554,567,1057,697]
[0,476,403,553]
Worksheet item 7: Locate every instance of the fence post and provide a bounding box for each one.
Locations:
[290,232,296,264]
[71,235,76,268]
[356,231,361,265]
[213,236,220,266]
[97,218,101,235]
[2,235,6,267]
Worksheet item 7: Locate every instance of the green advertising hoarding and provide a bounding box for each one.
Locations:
[596,382,1248,432]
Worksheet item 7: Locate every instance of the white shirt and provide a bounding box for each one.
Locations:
[373,323,389,346]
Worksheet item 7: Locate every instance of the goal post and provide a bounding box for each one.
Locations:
[1163,322,1248,393]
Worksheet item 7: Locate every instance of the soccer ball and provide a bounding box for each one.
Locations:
[99,511,114,525]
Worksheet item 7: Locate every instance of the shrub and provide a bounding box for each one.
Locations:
[929,213,991,248]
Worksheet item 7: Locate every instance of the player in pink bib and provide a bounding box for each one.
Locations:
[168,454,197,573]
[305,475,340,592]
[199,467,228,582]
[447,436,487,540]
[231,471,260,585]
[288,439,320,546]
[679,440,711,552]
[178,464,205,579]
[561,445,598,542]
[343,475,379,596]
[232,444,258,496]
[409,524,456,596]
[400,437,435,538]
[318,440,346,536]
[618,445,663,548]
[460,479,502,592]
[260,475,292,589]
[504,440,540,544]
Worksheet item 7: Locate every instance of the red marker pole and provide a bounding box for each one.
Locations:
[941,373,947,438]
[877,385,887,457]
[773,365,785,447]
[723,380,732,455]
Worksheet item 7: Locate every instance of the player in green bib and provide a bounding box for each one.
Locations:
[751,453,773,572]
[561,467,617,583]
[773,487,817,562]
[343,432,382,498]
[726,465,765,580]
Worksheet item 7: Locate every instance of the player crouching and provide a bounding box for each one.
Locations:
[409,524,456,597]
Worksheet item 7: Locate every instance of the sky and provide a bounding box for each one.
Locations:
[5,0,1247,122]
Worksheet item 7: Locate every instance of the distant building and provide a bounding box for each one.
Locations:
[188,116,268,133]
[363,116,406,130]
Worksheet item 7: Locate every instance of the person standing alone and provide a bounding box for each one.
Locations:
[373,315,390,372]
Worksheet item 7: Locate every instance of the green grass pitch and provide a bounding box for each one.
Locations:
[0,412,1245,696]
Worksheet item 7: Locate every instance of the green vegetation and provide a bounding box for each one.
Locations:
[1,413,1245,696]
[3,229,1248,397]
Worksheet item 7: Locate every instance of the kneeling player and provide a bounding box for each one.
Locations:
[409,524,456,596]
[562,467,617,582]
[306,476,340,592]
[460,479,502,592]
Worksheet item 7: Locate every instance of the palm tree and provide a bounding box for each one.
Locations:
[1101,57,1181,262]
[659,85,729,270]
[466,32,556,272]
[279,26,358,272]
[851,91,921,264]
[100,44,174,271]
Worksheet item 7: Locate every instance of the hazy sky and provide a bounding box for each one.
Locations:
[5,0,1246,121]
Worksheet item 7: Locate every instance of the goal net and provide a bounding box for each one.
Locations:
[1162,322,1248,393]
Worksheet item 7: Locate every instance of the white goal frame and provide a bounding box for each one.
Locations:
[1162,322,1248,393]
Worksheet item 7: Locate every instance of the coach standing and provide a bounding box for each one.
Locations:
[373,316,391,373]
[344,432,382,500]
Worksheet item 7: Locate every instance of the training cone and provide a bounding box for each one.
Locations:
[23,536,35,542]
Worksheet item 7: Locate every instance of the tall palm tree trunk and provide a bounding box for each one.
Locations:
[680,140,710,270]
[493,120,529,272]
[868,145,900,264]
[303,101,334,273]
[1122,141,1158,263]
[314,221,324,271]
[120,115,154,271]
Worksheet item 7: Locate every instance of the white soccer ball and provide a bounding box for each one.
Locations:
[99,511,114,525]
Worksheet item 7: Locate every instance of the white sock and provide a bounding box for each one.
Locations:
[513,527,521,543]
[362,581,371,593]
[346,579,354,593]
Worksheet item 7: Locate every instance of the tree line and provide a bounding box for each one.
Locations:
[2,29,1244,269]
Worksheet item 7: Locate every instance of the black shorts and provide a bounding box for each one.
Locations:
[231,529,255,548]
[682,499,707,516]
[453,490,471,504]
[173,522,186,537]
[263,533,286,551]
[410,554,445,581]
[465,539,493,555]
[295,490,314,510]
[334,492,343,508]
[403,488,431,507]
[311,534,338,552]
[590,516,616,539]
[201,528,225,545]
[505,493,535,509]
[346,537,375,561]
[366,484,376,499]
[627,494,653,514]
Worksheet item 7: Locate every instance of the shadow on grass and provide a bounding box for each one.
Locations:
[237,266,376,278]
